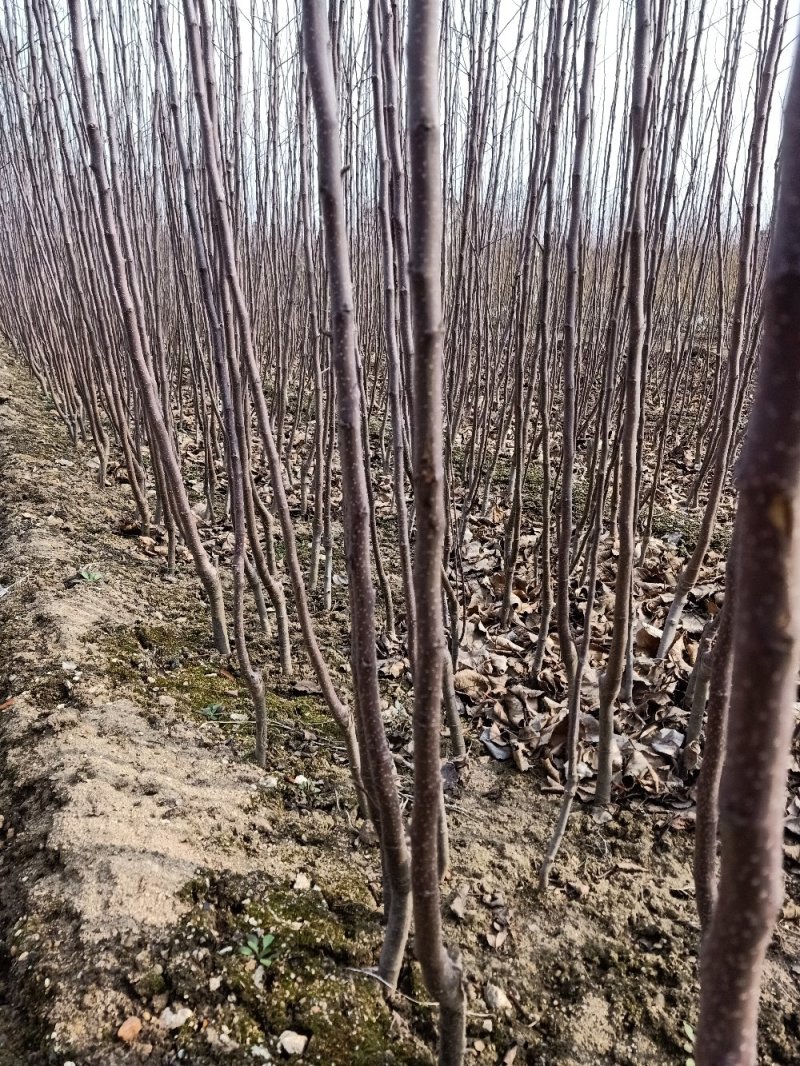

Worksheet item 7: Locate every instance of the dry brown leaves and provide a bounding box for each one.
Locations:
[442,511,732,810]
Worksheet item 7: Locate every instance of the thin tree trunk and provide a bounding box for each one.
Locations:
[407,0,465,1057]
[595,0,650,807]
[696,42,800,1062]
[302,0,411,989]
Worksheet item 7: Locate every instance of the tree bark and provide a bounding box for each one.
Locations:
[696,40,800,1065]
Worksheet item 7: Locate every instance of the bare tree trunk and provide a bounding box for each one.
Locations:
[67,0,230,656]
[693,560,735,932]
[696,42,800,1063]
[556,0,598,690]
[595,0,650,807]
[540,0,600,884]
[658,0,787,659]
[407,0,465,1058]
[302,0,411,989]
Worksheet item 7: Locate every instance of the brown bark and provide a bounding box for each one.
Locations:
[696,41,800,1064]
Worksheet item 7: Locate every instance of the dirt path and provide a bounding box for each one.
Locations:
[0,353,797,1065]
[0,358,299,1063]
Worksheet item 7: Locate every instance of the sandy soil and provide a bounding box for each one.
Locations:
[0,352,797,1065]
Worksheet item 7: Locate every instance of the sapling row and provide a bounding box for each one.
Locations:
[0,0,796,1062]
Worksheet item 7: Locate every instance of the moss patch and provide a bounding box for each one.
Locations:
[648,502,731,555]
[125,870,433,1065]
[98,625,340,738]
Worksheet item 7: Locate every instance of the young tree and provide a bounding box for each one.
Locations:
[301,0,411,988]
[657,0,787,659]
[695,40,800,1066]
[407,0,465,1058]
[595,0,651,807]
[66,0,231,656]
[540,0,600,886]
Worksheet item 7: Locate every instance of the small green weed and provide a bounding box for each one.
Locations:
[65,565,104,588]
[239,933,276,968]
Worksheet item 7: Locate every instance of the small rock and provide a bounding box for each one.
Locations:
[449,883,470,920]
[290,679,322,696]
[117,1016,142,1043]
[485,982,513,1013]
[293,872,311,891]
[251,1046,272,1060]
[263,776,279,789]
[565,880,590,900]
[157,695,177,710]
[277,1030,308,1056]
[159,1006,193,1030]
[209,976,222,992]
[357,821,378,846]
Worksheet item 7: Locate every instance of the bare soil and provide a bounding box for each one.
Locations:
[0,352,797,1066]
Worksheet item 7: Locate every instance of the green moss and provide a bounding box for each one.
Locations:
[648,502,731,555]
[237,878,376,962]
[493,455,544,516]
[99,625,341,745]
[98,628,143,686]
[264,689,340,739]
[140,870,432,1065]
[135,967,167,997]
[238,883,429,1063]
[98,624,233,710]
[151,664,234,712]
[131,622,196,659]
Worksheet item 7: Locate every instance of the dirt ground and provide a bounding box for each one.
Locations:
[0,352,798,1066]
